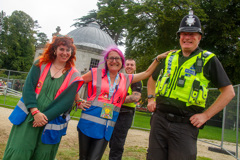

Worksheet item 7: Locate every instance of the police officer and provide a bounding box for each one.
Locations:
[146,11,235,160]
[109,59,142,160]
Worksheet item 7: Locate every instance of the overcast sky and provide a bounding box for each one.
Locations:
[1,0,98,39]
[1,0,126,52]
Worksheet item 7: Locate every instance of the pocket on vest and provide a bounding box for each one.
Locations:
[9,106,28,125]
[41,116,68,144]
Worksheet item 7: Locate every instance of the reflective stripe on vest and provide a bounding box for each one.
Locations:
[9,61,84,144]
[45,122,68,130]
[81,113,115,127]
[155,50,215,108]
[78,68,133,141]
[17,97,28,114]
[41,64,83,144]
[8,63,50,124]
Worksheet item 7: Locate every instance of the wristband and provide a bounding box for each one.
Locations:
[32,110,40,116]
[76,99,83,105]
[76,99,87,106]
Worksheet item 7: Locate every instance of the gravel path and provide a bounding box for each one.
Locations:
[0,107,237,160]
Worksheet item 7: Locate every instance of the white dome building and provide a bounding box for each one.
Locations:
[34,23,116,99]
[35,22,116,75]
[67,22,116,75]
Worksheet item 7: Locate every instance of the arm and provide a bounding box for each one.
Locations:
[34,82,80,127]
[124,91,141,103]
[132,50,174,83]
[82,71,92,83]
[75,92,91,111]
[23,63,40,109]
[190,85,235,128]
[22,62,49,127]
[147,76,157,112]
[124,81,142,103]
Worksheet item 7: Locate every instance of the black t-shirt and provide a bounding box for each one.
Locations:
[128,81,142,95]
[121,81,142,110]
[152,47,232,115]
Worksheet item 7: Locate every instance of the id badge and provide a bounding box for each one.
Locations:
[100,103,114,119]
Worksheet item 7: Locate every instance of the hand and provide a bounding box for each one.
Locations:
[157,50,178,60]
[190,113,209,128]
[32,112,48,127]
[147,99,156,112]
[77,101,91,111]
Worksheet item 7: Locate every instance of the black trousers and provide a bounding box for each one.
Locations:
[147,109,199,160]
[78,129,108,160]
[109,110,134,160]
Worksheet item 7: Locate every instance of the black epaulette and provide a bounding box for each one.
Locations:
[203,51,212,58]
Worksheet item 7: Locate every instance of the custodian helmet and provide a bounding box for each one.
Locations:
[177,10,202,36]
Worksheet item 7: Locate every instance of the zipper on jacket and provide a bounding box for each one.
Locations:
[167,67,182,97]
[166,66,178,97]
[172,67,183,91]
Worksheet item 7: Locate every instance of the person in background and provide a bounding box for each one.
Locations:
[14,80,21,91]
[146,11,235,160]
[3,35,84,160]
[7,81,12,88]
[76,45,172,160]
[109,59,142,160]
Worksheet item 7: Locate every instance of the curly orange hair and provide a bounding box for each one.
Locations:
[36,35,77,72]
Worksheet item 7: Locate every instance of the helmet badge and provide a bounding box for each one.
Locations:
[185,10,195,26]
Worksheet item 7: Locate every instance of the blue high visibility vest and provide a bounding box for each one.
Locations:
[9,62,84,144]
[77,68,133,141]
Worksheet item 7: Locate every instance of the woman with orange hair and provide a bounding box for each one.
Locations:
[3,35,84,160]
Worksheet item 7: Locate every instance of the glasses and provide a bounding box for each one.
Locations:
[107,57,122,62]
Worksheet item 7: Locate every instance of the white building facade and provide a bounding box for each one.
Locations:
[35,22,116,75]
[35,22,116,98]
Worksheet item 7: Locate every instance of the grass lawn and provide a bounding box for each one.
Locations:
[1,94,238,144]
[0,95,20,107]
[0,95,238,160]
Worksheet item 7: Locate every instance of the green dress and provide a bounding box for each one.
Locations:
[3,71,66,160]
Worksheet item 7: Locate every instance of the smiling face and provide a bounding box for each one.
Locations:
[107,51,123,73]
[125,60,136,74]
[55,45,72,64]
[180,32,202,55]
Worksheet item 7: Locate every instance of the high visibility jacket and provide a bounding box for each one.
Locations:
[9,62,84,144]
[77,68,133,141]
[155,50,215,108]
[123,81,143,108]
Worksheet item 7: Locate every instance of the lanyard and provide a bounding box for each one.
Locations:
[107,71,119,100]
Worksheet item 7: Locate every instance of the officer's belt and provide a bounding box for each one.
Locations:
[158,111,190,124]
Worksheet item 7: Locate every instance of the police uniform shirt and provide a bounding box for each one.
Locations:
[121,81,142,112]
[129,81,142,94]
[152,47,232,115]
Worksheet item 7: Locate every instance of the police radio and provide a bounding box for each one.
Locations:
[177,75,185,87]
[195,57,203,73]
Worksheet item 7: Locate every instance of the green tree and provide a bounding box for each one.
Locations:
[72,0,240,85]
[72,0,132,45]
[198,0,240,84]
[35,32,48,46]
[97,0,132,45]
[0,10,36,71]
[0,11,6,68]
[125,0,205,73]
[72,10,98,28]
